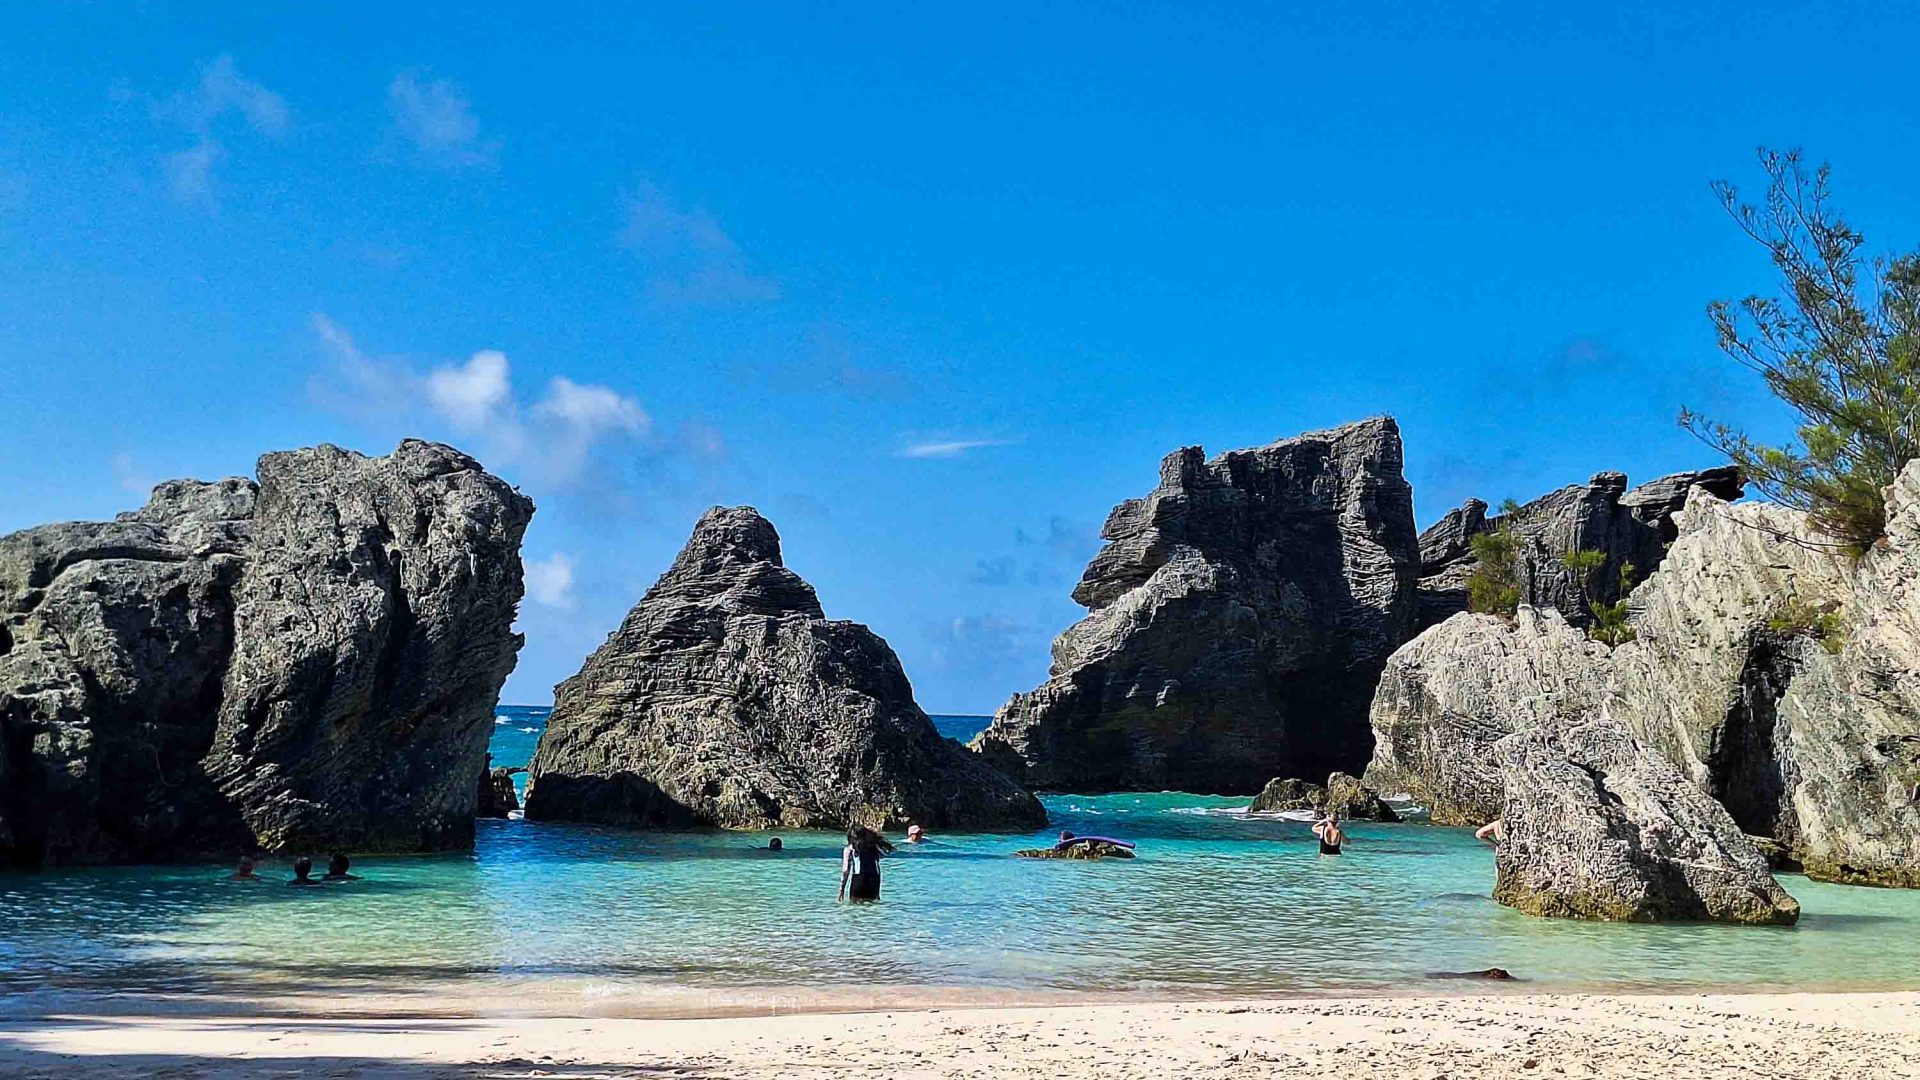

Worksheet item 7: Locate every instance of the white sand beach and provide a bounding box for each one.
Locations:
[3,991,1917,1078]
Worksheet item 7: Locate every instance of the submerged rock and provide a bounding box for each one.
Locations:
[1016,841,1135,859]
[1494,719,1799,925]
[1247,771,1399,821]
[971,417,1419,793]
[524,507,1045,832]
[0,441,531,866]
[1414,467,1742,630]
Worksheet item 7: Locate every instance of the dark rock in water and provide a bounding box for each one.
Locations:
[479,765,525,818]
[1427,968,1517,981]
[524,507,1045,832]
[1414,468,1744,631]
[0,440,532,866]
[1493,718,1798,925]
[1017,841,1135,859]
[1247,771,1399,821]
[971,417,1419,794]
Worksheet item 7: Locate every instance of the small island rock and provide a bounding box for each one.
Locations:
[524,507,1046,832]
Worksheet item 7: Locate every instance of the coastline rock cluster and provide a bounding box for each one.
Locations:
[1368,461,1920,904]
[1414,467,1743,630]
[524,507,1045,832]
[0,441,531,866]
[971,417,1420,793]
[1247,771,1400,821]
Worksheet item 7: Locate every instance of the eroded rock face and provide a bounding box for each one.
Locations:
[0,441,531,865]
[971,417,1419,793]
[1414,467,1742,630]
[524,507,1045,832]
[1494,719,1799,925]
[1368,466,1920,888]
[478,765,523,819]
[1363,607,1613,825]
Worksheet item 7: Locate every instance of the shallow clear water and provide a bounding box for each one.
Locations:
[5,709,1920,1011]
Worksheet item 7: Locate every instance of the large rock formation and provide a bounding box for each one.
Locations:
[1368,464,1920,887]
[970,418,1419,793]
[0,440,531,865]
[1494,718,1800,925]
[524,507,1045,832]
[1363,607,1613,824]
[1415,467,1742,629]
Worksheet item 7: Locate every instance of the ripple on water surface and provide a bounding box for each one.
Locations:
[5,709,1920,1008]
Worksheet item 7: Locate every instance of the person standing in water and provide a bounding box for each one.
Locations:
[288,857,323,887]
[1313,814,1346,855]
[228,855,261,882]
[838,826,893,902]
[1475,820,1506,844]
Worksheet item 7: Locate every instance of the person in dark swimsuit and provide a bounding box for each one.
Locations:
[288,856,323,887]
[1313,815,1346,855]
[838,826,893,902]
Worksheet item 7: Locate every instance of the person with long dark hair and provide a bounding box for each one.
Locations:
[838,826,894,902]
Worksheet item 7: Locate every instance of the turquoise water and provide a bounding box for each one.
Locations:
[5,709,1920,1014]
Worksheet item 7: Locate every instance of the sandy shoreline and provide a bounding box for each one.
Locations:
[3,991,1917,1078]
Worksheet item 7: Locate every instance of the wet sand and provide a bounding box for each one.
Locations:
[2,990,1916,1078]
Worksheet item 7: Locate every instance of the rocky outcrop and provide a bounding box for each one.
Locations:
[1494,718,1799,925]
[1247,771,1400,821]
[478,764,524,818]
[524,507,1045,832]
[0,440,531,866]
[1363,607,1613,825]
[971,418,1419,793]
[1415,467,1742,630]
[1369,464,1920,888]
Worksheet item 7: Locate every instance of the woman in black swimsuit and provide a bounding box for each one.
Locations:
[1313,815,1346,855]
[839,826,894,901]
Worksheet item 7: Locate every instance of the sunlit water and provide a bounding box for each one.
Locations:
[5,709,1920,1014]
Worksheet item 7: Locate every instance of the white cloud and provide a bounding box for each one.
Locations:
[307,314,655,487]
[620,181,780,305]
[427,350,513,432]
[111,453,155,497]
[897,438,1014,460]
[151,55,287,207]
[523,552,577,609]
[161,141,223,206]
[386,72,496,166]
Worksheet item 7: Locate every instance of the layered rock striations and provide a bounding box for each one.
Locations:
[0,440,531,866]
[1415,467,1743,630]
[971,417,1419,793]
[1369,464,1920,888]
[524,507,1045,832]
[1495,718,1800,925]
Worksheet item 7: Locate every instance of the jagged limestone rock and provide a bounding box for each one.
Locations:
[1369,467,1920,888]
[1363,607,1613,825]
[1494,719,1799,925]
[478,764,524,818]
[525,507,1045,832]
[971,417,1419,793]
[0,441,531,865]
[1414,467,1743,630]
[1247,771,1399,821]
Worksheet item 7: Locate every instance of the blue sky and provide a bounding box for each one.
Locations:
[2,3,1916,711]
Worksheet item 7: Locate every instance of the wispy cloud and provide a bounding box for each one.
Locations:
[149,55,288,207]
[386,72,497,167]
[896,438,1013,460]
[307,313,651,486]
[620,181,780,305]
[523,552,577,609]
